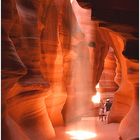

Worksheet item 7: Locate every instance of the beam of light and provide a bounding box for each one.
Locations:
[91,92,101,104]
[95,83,100,88]
[65,130,97,140]
[70,0,74,3]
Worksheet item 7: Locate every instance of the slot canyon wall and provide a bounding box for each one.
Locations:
[2,0,139,140]
[62,0,110,122]
[2,0,81,139]
[77,0,139,139]
[2,0,98,139]
[98,46,119,93]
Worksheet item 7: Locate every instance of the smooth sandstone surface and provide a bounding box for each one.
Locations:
[2,0,138,140]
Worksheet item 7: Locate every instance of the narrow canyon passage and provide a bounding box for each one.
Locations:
[1,0,138,140]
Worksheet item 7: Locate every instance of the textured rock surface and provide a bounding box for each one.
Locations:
[62,0,111,122]
[118,59,139,140]
[41,0,67,126]
[2,0,86,139]
[96,29,134,123]
[99,47,119,93]
[40,0,85,125]
[108,31,134,123]
[10,0,56,138]
[2,0,56,139]
[2,0,27,139]
[2,0,138,140]
[77,0,138,139]
[62,0,94,122]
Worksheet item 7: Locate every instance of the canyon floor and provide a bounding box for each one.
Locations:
[52,117,120,140]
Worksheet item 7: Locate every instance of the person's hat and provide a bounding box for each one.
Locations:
[106,98,110,101]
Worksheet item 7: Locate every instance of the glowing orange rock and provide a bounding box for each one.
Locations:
[99,47,119,93]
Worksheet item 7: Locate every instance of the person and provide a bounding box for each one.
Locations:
[104,99,112,122]
[98,107,105,122]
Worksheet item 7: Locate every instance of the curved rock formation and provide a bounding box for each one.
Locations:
[62,0,111,122]
[40,0,85,125]
[2,0,85,139]
[118,58,139,140]
[2,0,27,139]
[99,47,119,93]
[2,0,55,139]
[76,0,138,139]
[94,28,134,123]
[2,0,138,140]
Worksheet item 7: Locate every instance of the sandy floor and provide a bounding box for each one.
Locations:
[52,117,120,140]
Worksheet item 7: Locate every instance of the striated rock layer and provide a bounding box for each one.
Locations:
[62,0,111,122]
[99,47,119,93]
[2,0,139,140]
[77,0,139,139]
[2,0,57,139]
[2,0,82,139]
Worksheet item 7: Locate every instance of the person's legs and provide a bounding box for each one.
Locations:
[106,111,110,123]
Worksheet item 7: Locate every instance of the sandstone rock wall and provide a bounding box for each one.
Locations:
[2,0,78,139]
[62,0,111,122]
[2,0,139,140]
[77,0,138,139]
[99,47,119,93]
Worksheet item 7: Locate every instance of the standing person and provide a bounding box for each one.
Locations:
[99,107,105,122]
[104,99,112,122]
